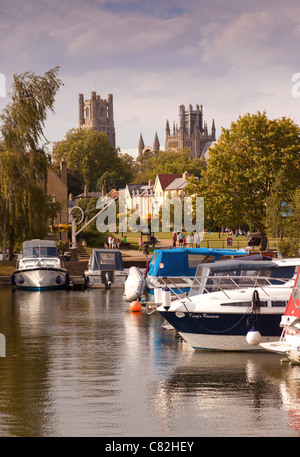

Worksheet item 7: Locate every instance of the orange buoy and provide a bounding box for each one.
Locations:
[130,300,142,312]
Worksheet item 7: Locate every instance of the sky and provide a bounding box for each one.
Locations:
[1,0,300,157]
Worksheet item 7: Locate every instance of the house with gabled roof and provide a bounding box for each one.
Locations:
[153,172,190,206]
[124,172,191,228]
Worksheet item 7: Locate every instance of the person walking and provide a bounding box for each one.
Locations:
[139,235,143,251]
[179,232,183,247]
[172,232,177,248]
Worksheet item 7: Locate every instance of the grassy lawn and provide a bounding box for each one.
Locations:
[118,230,278,252]
[0,261,17,276]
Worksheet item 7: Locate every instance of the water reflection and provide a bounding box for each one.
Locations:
[0,288,299,436]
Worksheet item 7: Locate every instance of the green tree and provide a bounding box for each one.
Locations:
[0,67,63,258]
[265,186,300,256]
[53,129,134,194]
[185,111,300,250]
[134,149,205,183]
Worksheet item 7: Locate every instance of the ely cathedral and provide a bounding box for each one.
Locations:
[138,103,216,159]
[78,91,116,149]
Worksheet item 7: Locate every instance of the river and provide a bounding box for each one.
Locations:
[0,286,299,437]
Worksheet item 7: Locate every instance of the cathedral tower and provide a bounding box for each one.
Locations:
[78,92,116,148]
[165,104,215,158]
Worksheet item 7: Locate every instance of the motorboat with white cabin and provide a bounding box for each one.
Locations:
[157,258,300,351]
[12,239,69,290]
[260,267,300,364]
[123,247,248,302]
[84,248,127,289]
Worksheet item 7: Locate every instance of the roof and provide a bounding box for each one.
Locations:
[156,174,183,190]
[164,177,188,191]
[201,141,216,160]
[126,184,144,196]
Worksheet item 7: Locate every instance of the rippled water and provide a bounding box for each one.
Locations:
[0,287,300,437]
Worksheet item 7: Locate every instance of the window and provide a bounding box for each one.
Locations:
[220,301,268,307]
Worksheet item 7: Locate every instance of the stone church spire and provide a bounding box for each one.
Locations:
[138,133,145,156]
[153,132,160,152]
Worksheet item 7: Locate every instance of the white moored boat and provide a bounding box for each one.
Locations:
[260,267,300,364]
[84,249,127,289]
[12,239,69,291]
[157,258,300,351]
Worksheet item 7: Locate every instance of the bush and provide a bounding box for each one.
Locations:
[278,238,300,257]
[83,229,107,248]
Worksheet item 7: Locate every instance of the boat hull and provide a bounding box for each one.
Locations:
[85,270,127,289]
[13,267,68,291]
[159,309,284,351]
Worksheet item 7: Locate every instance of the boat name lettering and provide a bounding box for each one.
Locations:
[189,313,219,319]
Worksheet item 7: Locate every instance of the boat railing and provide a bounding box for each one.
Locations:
[189,275,293,298]
[152,274,293,301]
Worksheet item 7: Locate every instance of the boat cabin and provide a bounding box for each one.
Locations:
[22,239,58,258]
[88,249,124,272]
[189,259,297,297]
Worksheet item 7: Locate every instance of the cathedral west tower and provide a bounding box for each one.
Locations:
[78,91,116,148]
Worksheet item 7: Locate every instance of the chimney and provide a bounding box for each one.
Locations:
[60,158,67,185]
[182,171,190,179]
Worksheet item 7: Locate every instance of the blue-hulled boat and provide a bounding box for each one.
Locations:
[123,247,248,302]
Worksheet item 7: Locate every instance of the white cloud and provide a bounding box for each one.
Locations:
[1,0,300,151]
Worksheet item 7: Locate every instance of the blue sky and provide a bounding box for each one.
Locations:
[1,0,300,156]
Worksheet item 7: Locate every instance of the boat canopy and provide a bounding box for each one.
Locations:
[22,239,58,258]
[189,259,297,296]
[89,249,124,271]
[147,247,247,278]
[195,259,297,276]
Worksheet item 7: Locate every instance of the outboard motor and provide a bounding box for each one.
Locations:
[105,272,112,290]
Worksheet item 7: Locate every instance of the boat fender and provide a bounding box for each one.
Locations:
[246,328,262,345]
[130,301,142,312]
[56,275,62,284]
[18,275,25,284]
[162,287,171,310]
[11,274,16,286]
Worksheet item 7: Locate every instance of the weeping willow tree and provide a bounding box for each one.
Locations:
[0,67,63,259]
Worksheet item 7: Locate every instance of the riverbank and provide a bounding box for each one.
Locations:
[0,231,276,283]
[0,249,149,285]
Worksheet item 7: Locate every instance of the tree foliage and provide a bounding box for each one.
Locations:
[185,111,300,249]
[53,128,134,194]
[134,149,205,183]
[0,67,63,257]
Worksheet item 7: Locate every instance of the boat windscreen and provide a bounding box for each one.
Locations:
[90,251,123,271]
[23,246,57,258]
[189,265,296,296]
